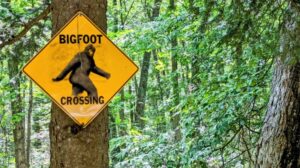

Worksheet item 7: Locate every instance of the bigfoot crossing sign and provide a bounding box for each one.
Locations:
[23,12,138,127]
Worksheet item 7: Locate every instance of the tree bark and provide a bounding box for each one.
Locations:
[119,90,126,135]
[152,50,163,102]
[8,53,27,168]
[49,1,109,167]
[152,50,166,132]
[256,1,300,167]
[114,0,126,136]
[129,84,134,123]
[135,0,162,129]
[26,81,33,167]
[169,0,181,141]
[4,2,27,167]
[135,51,151,128]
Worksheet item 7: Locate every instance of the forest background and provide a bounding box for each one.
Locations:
[0,0,299,167]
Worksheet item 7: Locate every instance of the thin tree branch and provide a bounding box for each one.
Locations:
[123,0,135,25]
[225,150,247,165]
[241,127,254,165]
[0,5,51,49]
[209,126,242,155]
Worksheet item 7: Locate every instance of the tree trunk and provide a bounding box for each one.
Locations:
[114,0,126,135]
[135,51,151,128]
[256,2,300,167]
[152,50,166,132]
[8,54,27,168]
[129,84,134,124]
[169,0,181,141]
[119,90,126,135]
[2,126,10,167]
[49,1,109,167]
[26,81,33,167]
[135,0,162,129]
[152,50,163,102]
[171,37,181,141]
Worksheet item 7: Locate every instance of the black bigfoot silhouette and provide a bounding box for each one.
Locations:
[53,44,110,98]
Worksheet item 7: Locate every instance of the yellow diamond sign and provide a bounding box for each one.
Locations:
[23,12,138,127]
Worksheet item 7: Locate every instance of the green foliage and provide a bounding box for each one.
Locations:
[0,0,50,166]
[0,0,290,167]
[107,0,283,167]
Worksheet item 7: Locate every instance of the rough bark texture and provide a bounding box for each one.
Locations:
[49,0,109,168]
[256,2,300,167]
[9,54,27,168]
[256,60,300,168]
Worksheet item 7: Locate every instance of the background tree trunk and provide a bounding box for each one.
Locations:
[256,1,300,167]
[8,52,27,168]
[26,81,33,167]
[135,0,162,129]
[49,0,109,167]
[116,0,126,135]
[169,0,181,141]
[135,51,151,128]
